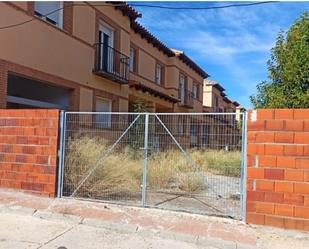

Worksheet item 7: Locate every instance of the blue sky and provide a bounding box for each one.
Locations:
[132,1,309,108]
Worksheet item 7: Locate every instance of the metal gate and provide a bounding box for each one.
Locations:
[58,112,247,220]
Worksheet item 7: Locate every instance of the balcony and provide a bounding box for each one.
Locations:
[93,43,130,84]
[179,89,194,108]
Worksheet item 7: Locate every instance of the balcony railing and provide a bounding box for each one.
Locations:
[179,89,194,108]
[93,43,130,84]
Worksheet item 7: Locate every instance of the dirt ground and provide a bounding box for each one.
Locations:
[0,189,309,249]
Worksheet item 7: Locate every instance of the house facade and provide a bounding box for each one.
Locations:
[0,1,208,113]
[203,79,239,113]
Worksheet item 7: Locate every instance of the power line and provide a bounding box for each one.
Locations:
[131,1,277,10]
[0,1,277,30]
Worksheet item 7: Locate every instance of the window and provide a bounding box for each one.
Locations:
[35,1,63,28]
[129,47,136,72]
[99,23,114,72]
[192,84,199,99]
[179,74,186,104]
[214,96,219,108]
[155,63,163,84]
[95,97,112,128]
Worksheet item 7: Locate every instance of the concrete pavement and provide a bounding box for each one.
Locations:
[0,189,308,249]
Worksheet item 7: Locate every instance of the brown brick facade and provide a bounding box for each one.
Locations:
[0,109,60,197]
[247,109,309,231]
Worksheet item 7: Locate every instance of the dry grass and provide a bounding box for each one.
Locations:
[64,136,142,198]
[64,136,241,197]
[190,149,242,177]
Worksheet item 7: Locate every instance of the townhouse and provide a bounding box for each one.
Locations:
[202,80,242,150]
[0,1,208,114]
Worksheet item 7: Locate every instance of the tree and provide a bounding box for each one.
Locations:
[250,12,309,108]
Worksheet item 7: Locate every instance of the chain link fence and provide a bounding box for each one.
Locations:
[59,112,247,220]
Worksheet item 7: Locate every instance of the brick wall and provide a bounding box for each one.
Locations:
[0,109,60,197]
[247,109,309,231]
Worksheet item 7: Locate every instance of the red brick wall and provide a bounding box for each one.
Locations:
[0,109,60,197]
[247,109,309,231]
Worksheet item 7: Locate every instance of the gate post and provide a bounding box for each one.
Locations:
[142,113,149,207]
[240,111,248,222]
[57,110,66,198]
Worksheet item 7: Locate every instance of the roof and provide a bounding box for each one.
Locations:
[110,2,209,79]
[204,80,225,92]
[171,49,209,78]
[231,100,240,107]
[131,21,175,57]
[129,81,179,103]
[109,2,142,20]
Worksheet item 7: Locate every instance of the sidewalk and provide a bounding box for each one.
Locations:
[0,189,308,249]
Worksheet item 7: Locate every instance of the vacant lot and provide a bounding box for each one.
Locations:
[62,136,242,218]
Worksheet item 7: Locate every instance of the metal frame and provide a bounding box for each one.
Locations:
[58,111,248,221]
[240,111,248,222]
[57,110,66,197]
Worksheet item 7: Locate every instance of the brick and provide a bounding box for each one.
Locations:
[275,204,294,217]
[247,120,265,131]
[304,196,309,206]
[304,146,309,156]
[284,145,304,156]
[257,109,274,119]
[265,145,284,156]
[304,121,309,132]
[294,109,309,120]
[285,169,304,181]
[294,183,309,194]
[265,120,284,131]
[274,109,294,120]
[294,206,309,219]
[284,120,303,131]
[246,213,265,225]
[274,132,294,143]
[0,179,21,189]
[247,168,264,179]
[255,202,274,214]
[304,171,309,181]
[284,218,304,230]
[247,180,253,191]
[295,158,309,169]
[247,144,265,155]
[265,215,284,228]
[275,181,294,193]
[36,155,49,165]
[294,133,309,144]
[247,191,265,201]
[259,155,277,168]
[276,156,296,168]
[256,132,275,143]
[265,192,284,203]
[264,169,284,180]
[256,180,274,191]
[247,155,255,167]
[247,132,257,143]
[304,220,309,231]
[43,184,55,193]
[283,193,304,206]
[246,202,256,212]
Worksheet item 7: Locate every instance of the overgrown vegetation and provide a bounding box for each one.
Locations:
[64,136,241,198]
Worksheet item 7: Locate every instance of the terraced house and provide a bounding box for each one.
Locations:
[0,1,208,113]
